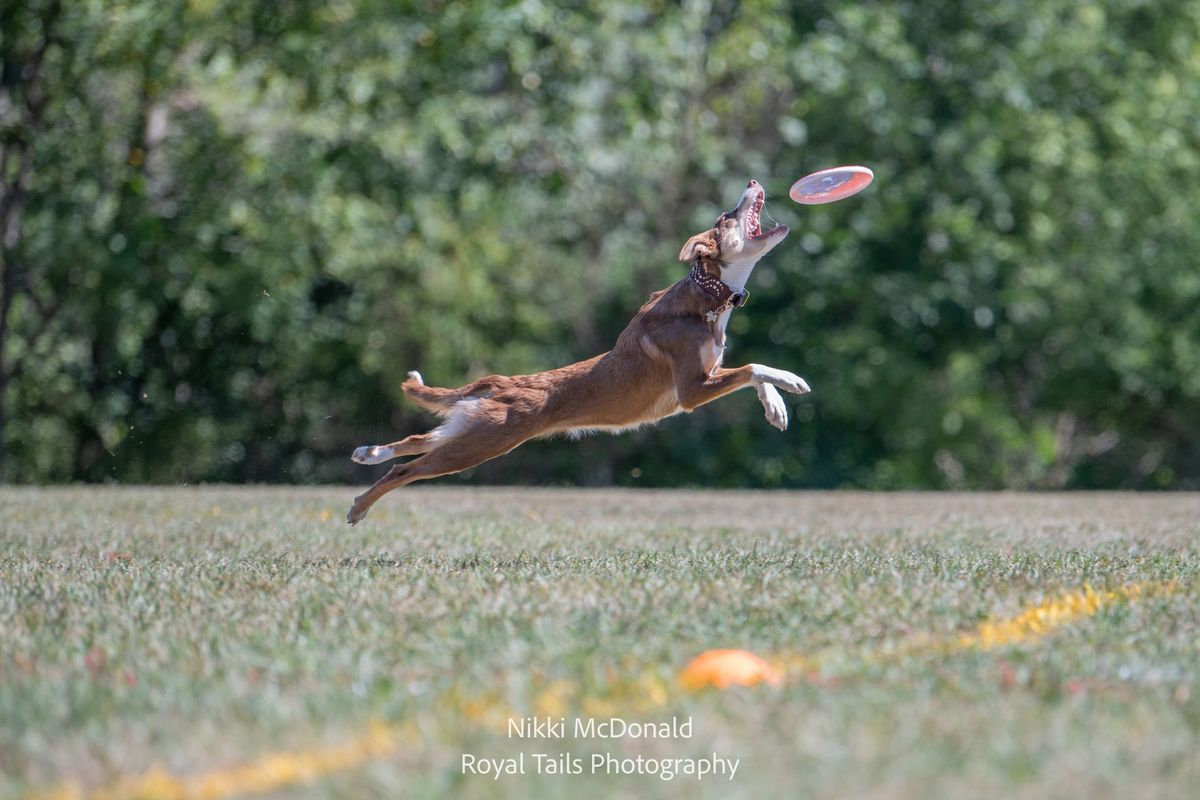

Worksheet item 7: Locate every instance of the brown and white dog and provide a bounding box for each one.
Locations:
[347,179,810,524]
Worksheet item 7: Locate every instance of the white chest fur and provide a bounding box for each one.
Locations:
[701,308,732,374]
[706,258,755,373]
[695,256,758,375]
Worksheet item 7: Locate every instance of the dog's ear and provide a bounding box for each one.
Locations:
[678,230,718,263]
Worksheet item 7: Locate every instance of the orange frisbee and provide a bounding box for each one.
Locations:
[789,165,874,205]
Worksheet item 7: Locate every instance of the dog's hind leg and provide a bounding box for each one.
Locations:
[345,446,481,525]
[346,412,535,525]
[350,433,439,465]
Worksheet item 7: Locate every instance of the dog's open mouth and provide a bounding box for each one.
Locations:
[746,189,783,240]
[747,191,764,238]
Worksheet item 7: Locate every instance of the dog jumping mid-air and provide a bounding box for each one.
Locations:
[347,179,811,524]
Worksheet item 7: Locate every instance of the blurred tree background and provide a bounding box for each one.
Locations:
[2,0,1198,489]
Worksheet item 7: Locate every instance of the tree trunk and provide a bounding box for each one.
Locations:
[0,0,63,482]
[0,149,24,485]
[0,258,13,481]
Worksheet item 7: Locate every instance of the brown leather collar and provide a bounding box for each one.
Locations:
[689,262,749,322]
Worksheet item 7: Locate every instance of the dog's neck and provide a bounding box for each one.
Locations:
[690,257,760,306]
[716,258,758,293]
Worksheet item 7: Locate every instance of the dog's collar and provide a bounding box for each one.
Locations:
[689,262,749,323]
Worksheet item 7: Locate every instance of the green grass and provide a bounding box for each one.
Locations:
[2,487,1199,799]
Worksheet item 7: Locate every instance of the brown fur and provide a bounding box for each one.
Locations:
[346,272,756,524]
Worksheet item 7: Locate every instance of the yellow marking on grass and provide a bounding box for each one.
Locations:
[955,581,1169,652]
[756,581,1173,686]
[40,721,399,800]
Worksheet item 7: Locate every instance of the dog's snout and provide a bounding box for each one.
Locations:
[747,179,758,188]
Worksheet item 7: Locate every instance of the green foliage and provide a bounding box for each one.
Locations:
[2,0,1198,487]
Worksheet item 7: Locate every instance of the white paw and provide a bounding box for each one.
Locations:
[351,445,391,465]
[752,364,811,395]
[757,384,788,431]
[407,370,423,385]
[777,372,810,395]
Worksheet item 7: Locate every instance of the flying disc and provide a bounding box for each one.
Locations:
[789,165,874,205]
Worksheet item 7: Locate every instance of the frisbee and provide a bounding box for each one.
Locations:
[789,165,874,205]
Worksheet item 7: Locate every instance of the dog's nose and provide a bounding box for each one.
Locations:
[747,179,758,188]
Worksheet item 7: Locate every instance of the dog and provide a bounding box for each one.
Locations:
[347,179,811,524]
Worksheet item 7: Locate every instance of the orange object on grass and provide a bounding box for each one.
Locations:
[679,649,781,690]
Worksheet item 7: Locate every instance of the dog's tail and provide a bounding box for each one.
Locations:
[402,371,464,416]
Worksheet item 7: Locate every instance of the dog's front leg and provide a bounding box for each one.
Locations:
[756,383,788,431]
[675,365,756,411]
[750,364,811,396]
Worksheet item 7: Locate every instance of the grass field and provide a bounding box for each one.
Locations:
[2,487,1198,799]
